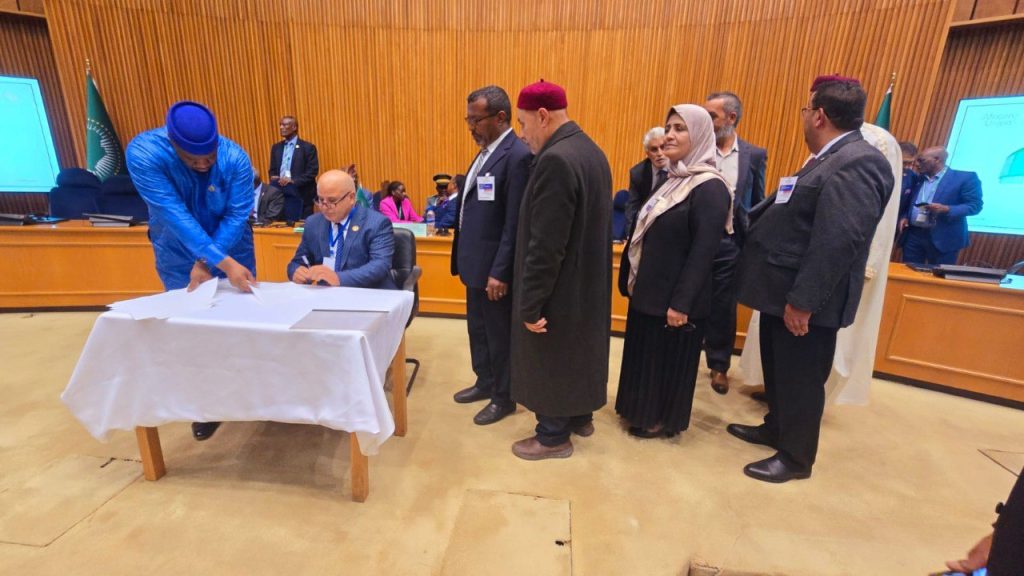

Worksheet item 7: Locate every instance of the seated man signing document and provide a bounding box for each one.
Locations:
[287,170,397,289]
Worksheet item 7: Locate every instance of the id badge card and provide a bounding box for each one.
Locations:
[775,177,798,204]
[477,175,496,202]
[322,255,336,270]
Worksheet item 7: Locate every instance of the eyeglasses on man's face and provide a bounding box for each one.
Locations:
[314,191,354,207]
[464,112,498,127]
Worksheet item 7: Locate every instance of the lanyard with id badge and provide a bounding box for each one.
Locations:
[775,176,798,204]
[323,207,355,270]
[477,174,496,202]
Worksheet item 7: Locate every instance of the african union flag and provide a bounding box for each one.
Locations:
[86,70,124,180]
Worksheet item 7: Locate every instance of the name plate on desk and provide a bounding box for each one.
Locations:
[290,309,386,333]
[392,222,427,237]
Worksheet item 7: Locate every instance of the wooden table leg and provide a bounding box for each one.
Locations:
[389,333,408,437]
[135,426,166,481]
[349,433,369,502]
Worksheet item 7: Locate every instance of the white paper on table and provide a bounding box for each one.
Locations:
[108,278,218,320]
[249,282,318,307]
[308,286,397,312]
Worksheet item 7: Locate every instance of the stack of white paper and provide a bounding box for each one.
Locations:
[108,278,218,320]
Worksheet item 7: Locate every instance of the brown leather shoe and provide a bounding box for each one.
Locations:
[573,421,595,437]
[511,436,573,461]
[710,370,730,395]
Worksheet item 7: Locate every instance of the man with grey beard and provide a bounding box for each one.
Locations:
[702,92,767,396]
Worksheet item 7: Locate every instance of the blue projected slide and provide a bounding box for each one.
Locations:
[947,95,1024,235]
[0,76,61,193]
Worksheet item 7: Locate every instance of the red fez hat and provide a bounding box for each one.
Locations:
[517,79,568,111]
[810,74,861,92]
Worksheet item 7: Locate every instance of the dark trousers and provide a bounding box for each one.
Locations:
[535,413,593,446]
[465,287,513,406]
[989,468,1024,575]
[704,235,740,373]
[901,226,958,265]
[759,313,838,470]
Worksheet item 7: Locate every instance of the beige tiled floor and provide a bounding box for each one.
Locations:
[0,312,1021,575]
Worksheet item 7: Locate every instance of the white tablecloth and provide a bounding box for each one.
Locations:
[61,282,414,455]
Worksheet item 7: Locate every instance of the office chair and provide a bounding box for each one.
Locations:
[98,174,149,221]
[49,168,101,219]
[389,227,423,395]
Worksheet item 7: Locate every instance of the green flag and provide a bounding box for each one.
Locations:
[874,74,894,131]
[86,69,125,180]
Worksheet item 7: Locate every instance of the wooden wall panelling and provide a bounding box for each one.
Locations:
[972,0,1020,18]
[45,0,953,212]
[953,0,979,20]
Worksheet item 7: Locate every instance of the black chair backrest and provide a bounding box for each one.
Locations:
[100,174,137,196]
[391,228,420,326]
[97,174,149,220]
[50,168,101,219]
[391,228,416,287]
[283,194,303,222]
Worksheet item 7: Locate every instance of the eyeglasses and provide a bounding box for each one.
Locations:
[464,113,498,127]
[314,191,354,207]
[801,105,822,114]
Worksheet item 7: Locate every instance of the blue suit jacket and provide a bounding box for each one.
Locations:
[434,195,458,230]
[287,208,397,289]
[901,168,983,253]
[451,132,532,289]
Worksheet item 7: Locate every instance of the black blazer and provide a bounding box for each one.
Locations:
[625,158,656,234]
[732,139,768,245]
[451,131,532,289]
[618,179,731,319]
[736,131,894,329]
[269,137,319,200]
[255,182,284,222]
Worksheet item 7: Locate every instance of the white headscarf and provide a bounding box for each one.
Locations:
[627,104,734,295]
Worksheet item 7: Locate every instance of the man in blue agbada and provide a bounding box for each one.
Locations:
[126,100,257,294]
[126,101,256,442]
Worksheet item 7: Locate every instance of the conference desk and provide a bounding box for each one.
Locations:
[1,221,1021,404]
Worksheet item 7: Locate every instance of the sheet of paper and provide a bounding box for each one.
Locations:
[108,278,218,320]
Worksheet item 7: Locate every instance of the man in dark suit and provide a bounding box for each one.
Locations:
[450,86,532,426]
[287,170,396,289]
[253,170,284,222]
[625,127,668,235]
[730,76,894,483]
[269,115,319,220]
[898,146,983,265]
[510,80,612,461]
[702,91,768,394]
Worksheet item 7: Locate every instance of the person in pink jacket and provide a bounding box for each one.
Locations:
[378,181,423,223]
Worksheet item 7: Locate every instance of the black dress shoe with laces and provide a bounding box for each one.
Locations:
[473,402,516,425]
[726,423,777,448]
[191,421,221,441]
[453,385,491,404]
[743,453,811,483]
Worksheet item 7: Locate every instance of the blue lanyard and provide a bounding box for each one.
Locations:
[329,207,355,256]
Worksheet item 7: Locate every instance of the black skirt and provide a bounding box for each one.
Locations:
[615,308,706,434]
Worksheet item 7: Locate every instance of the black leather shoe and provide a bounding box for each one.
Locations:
[743,454,811,483]
[191,421,221,441]
[473,402,516,425]
[453,385,491,404]
[726,423,777,448]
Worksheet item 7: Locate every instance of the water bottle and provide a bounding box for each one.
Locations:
[425,209,436,235]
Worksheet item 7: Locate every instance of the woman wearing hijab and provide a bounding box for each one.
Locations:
[378,180,423,223]
[615,104,733,438]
